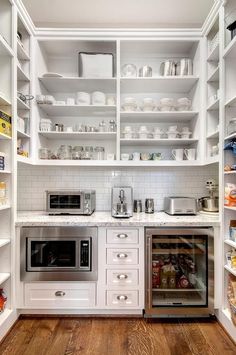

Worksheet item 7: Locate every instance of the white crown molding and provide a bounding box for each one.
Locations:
[14,0,36,35]
[201,0,223,35]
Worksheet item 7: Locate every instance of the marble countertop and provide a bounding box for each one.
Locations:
[16,211,220,227]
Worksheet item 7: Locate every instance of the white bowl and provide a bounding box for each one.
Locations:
[139,133,148,139]
[180,132,192,139]
[167,132,179,139]
[139,126,148,132]
[123,125,132,132]
[153,133,162,139]
[159,105,175,112]
[123,132,133,139]
[122,103,137,111]
[121,154,130,161]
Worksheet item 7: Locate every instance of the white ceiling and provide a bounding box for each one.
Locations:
[22,0,215,28]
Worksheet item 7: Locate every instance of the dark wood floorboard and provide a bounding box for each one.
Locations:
[0,317,235,355]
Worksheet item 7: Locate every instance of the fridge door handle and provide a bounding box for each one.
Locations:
[146,235,152,310]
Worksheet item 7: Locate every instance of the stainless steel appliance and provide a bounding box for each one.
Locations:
[145,227,214,318]
[164,197,197,215]
[111,186,133,218]
[145,198,154,214]
[20,227,98,281]
[46,190,95,215]
[134,199,142,213]
[198,179,219,213]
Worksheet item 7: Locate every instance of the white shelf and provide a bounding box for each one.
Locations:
[0,204,10,211]
[0,35,13,57]
[38,131,116,140]
[207,67,219,83]
[224,170,236,175]
[0,94,11,106]
[0,170,11,174]
[120,111,198,123]
[225,96,236,107]
[224,265,236,277]
[224,36,236,59]
[224,239,236,248]
[207,130,219,139]
[17,65,30,82]
[17,98,30,110]
[120,138,198,146]
[225,132,236,141]
[38,104,116,117]
[207,44,219,62]
[36,159,201,167]
[205,155,219,165]
[120,76,199,93]
[39,77,116,93]
[17,40,30,61]
[207,98,219,111]
[0,273,10,285]
[0,132,11,140]
[17,130,30,139]
[17,155,31,164]
[224,206,236,211]
[0,239,10,248]
[0,309,14,328]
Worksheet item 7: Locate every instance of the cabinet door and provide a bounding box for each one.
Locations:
[106,229,139,244]
[106,269,139,287]
[24,283,96,308]
[106,248,138,265]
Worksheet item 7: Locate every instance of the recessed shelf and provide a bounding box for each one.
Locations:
[120,76,199,93]
[207,98,219,111]
[38,131,116,140]
[39,77,116,93]
[0,35,13,57]
[17,98,30,110]
[205,155,219,165]
[224,206,236,211]
[224,239,236,248]
[0,94,11,106]
[17,65,30,82]
[17,40,30,61]
[207,44,219,62]
[120,138,198,146]
[224,265,236,277]
[0,273,10,285]
[0,204,10,211]
[38,104,116,117]
[225,96,236,107]
[225,132,236,141]
[207,67,219,82]
[17,130,30,139]
[207,131,219,139]
[120,111,198,123]
[0,239,10,248]
[17,155,31,164]
[224,36,236,59]
[0,132,11,140]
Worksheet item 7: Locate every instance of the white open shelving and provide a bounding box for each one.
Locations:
[38,104,116,116]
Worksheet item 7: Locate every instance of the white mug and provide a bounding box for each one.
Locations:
[172,149,184,161]
[184,148,196,160]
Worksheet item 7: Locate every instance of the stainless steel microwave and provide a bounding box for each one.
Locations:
[20,226,98,281]
[46,190,96,215]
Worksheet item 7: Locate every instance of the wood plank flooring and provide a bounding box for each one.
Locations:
[0,317,235,355]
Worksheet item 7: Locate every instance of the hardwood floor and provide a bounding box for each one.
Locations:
[0,317,235,355]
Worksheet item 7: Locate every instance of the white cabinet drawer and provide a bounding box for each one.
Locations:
[106,290,138,307]
[106,248,138,265]
[106,229,139,244]
[24,283,96,308]
[106,269,139,287]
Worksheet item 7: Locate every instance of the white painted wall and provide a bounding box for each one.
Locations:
[17,165,218,211]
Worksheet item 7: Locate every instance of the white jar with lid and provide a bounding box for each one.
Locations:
[227,118,236,136]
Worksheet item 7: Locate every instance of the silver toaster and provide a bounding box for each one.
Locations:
[164,197,197,215]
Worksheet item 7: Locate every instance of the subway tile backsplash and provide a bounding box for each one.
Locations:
[17,165,218,211]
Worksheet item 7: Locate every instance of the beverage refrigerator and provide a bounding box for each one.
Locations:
[145,227,214,317]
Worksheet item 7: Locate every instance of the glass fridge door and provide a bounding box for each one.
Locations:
[150,231,208,307]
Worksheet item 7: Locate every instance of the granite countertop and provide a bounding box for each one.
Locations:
[16,211,220,227]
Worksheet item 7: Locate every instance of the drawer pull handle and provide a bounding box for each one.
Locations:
[117,274,128,280]
[117,295,128,301]
[55,291,65,297]
[117,233,128,239]
[117,253,128,259]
